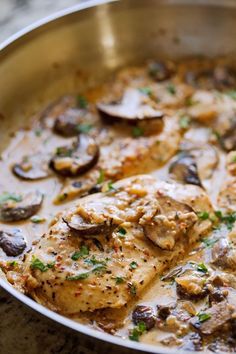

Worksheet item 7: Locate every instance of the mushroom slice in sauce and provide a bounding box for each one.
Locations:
[12,153,51,180]
[190,301,234,335]
[0,191,43,222]
[220,120,236,152]
[63,214,114,236]
[0,229,26,257]
[169,153,203,188]
[97,88,164,124]
[143,195,197,250]
[132,305,156,330]
[148,61,175,81]
[50,134,99,177]
[53,108,87,137]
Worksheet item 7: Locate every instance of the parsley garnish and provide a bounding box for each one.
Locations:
[107,181,115,191]
[215,210,236,230]
[118,227,127,237]
[197,211,209,220]
[77,95,88,109]
[197,312,211,322]
[0,193,22,204]
[56,147,73,157]
[71,245,89,261]
[128,282,137,296]
[167,83,176,95]
[197,263,208,273]
[231,155,236,163]
[129,321,146,342]
[34,129,42,137]
[66,264,106,280]
[179,115,191,129]
[97,170,105,184]
[201,237,218,248]
[129,261,138,270]
[77,123,93,133]
[139,87,152,96]
[132,127,144,138]
[115,276,125,284]
[31,256,55,272]
[30,215,46,224]
[226,90,236,100]
[84,255,107,267]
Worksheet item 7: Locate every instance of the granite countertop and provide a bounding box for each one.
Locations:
[0,1,129,353]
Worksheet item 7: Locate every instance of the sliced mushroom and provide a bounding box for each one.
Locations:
[12,153,51,180]
[169,153,203,187]
[190,301,233,335]
[211,238,230,268]
[176,274,209,301]
[53,108,86,137]
[0,229,26,256]
[220,120,236,152]
[50,134,99,177]
[180,333,203,352]
[63,214,114,237]
[132,305,156,330]
[40,95,76,129]
[148,61,175,81]
[97,88,164,124]
[143,196,197,250]
[0,191,43,222]
[157,303,175,320]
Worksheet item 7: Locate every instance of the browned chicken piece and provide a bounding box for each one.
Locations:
[22,175,213,315]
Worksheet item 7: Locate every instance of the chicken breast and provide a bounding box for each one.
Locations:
[23,175,213,315]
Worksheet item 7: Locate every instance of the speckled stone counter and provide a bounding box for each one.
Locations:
[0,2,134,353]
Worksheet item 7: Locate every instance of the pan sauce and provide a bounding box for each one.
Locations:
[1,57,236,352]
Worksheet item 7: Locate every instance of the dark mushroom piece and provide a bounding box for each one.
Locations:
[39,95,76,129]
[169,153,203,188]
[50,134,99,177]
[143,195,197,250]
[97,88,164,124]
[53,108,87,137]
[0,229,26,256]
[132,305,156,330]
[213,66,236,90]
[63,214,115,237]
[180,333,203,352]
[12,153,51,180]
[0,191,43,222]
[157,303,175,320]
[190,301,233,335]
[220,120,236,152]
[148,61,175,81]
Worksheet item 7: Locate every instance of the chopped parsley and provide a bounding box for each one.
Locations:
[67,264,106,281]
[34,128,43,137]
[7,261,18,267]
[115,276,125,284]
[215,210,236,230]
[179,115,191,129]
[71,245,89,261]
[185,96,196,106]
[107,181,115,191]
[197,312,211,323]
[77,123,93,133]
[0,192,22,204]
[166,83,176,95]
[84,255,108,267]
[132,126,144,138]
[30,215,46,224]
[197,263,208,274]
[118,227,127,237]
[77,95,88,109]
[226,90,236,100]
[30,257,55,272]
[231,155,236,163]
[129,321,147,342]
[139,87,152,96]
[128,282,137,296]
[56,147,73,157]
[201,237,218,248]
[197,211,209,220]
[97,170,105,184]
[129,261,138,270]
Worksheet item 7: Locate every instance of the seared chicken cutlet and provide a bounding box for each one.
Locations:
[23,175,213,314]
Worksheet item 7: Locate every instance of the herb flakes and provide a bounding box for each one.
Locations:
[71,245,89,261]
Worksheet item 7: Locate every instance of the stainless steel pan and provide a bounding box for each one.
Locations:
[1,1,236,353]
